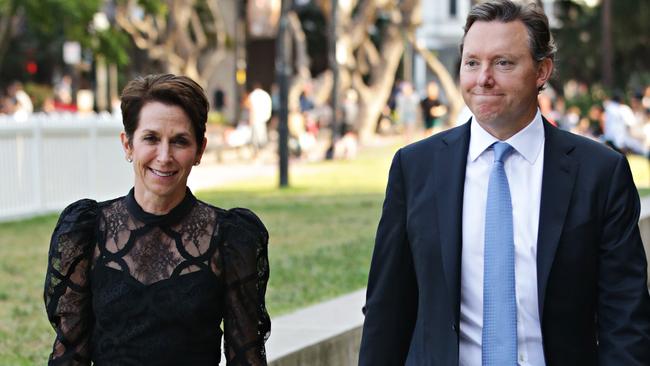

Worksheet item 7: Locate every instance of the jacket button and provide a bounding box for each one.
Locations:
[451,323,457,332]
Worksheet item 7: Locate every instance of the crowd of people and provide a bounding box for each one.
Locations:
[386,79,650,159]
[0,75,81,120]
[0,81,34,119]
[538,85,650,157]
[4,72,650,165]
[386,80,449,142]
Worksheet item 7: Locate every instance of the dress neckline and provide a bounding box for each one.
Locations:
[125,187,196,226]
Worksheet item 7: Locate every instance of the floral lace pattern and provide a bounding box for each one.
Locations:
[44,189,270,365]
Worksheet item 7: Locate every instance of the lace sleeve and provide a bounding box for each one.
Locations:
[222,208,271,366]
[44,199,97,366]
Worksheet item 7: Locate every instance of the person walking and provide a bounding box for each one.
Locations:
[420,81,448,136]
[359,1,650,365]
[395,81,421,142]
[44,74,271,365]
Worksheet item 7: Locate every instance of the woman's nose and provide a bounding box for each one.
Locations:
[157,142,172,162]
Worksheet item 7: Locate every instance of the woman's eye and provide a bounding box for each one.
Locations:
[174,139,189,146]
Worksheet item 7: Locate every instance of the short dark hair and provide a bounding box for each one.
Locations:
[120,74,208,150]
[460,0,556,89]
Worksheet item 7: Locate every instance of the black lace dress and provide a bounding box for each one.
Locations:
[44,188,270,366]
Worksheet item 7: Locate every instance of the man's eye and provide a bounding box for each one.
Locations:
[496,60,513,67]
[465,60,478,68]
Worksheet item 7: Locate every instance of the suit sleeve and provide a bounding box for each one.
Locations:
[359,149,418,365]
[597,154,650,365]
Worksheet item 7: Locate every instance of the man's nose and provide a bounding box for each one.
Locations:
[477,65,495,88]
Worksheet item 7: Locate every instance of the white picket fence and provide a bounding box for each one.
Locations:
[0,113,133,222]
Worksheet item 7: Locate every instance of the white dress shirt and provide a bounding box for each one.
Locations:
[459,111,546,366]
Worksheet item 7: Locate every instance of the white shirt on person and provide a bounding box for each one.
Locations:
[459,110,546,366]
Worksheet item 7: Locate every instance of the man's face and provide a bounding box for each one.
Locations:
[460,20,552,138]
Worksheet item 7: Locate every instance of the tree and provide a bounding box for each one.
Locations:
[305,0,462,140]
[0,0,18,69]
[553,0,650,92]
[114,0,228,92]
[0,0,130,83]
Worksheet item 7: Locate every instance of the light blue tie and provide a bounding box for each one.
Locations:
[482,142,517,366]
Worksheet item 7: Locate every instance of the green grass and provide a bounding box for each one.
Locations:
[0,215,61,365]
[198,146,396,315]
[0,142,397,365]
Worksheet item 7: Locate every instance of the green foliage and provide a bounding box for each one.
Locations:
[0,0,17,17]
[93,28,131,66]
[133,0,167,16]
[554,0,650,91]
[0,0,131,79]
[23,83,53,110]
[295,3,328,75]
[22,0,101,41]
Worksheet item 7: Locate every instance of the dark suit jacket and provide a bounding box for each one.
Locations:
[359,120,650,365]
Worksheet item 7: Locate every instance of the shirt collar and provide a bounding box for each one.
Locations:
[468,109,544,164]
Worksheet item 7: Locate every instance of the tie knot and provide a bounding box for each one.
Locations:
[492,142,513,163]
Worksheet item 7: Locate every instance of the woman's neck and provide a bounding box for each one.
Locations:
[133,186,185,215]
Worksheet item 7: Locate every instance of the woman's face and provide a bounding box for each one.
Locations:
[121,101,206,209]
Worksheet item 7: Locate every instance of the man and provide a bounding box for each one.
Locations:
[359,1,650,365]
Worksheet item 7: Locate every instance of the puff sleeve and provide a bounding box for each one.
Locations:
[44,199,97,366]
[221,208,271,365]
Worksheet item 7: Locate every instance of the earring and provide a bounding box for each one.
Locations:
[194,161,200,166]
[126,156,133,163]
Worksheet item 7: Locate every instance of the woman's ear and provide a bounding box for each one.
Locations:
[120,131,132,161]
[195,137,208,165]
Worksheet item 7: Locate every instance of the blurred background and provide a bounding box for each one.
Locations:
[0,0,649,364]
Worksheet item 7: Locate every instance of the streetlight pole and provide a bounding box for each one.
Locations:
[325,0,339,160]
[235,0,247,124]
[276,0,292,187]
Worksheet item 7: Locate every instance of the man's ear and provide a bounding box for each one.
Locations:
[536,58,554,89]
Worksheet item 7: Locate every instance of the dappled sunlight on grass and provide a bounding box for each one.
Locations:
[628,154,650,194]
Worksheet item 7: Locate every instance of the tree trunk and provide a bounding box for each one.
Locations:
[115,0,229,93]
[355,28,405,141]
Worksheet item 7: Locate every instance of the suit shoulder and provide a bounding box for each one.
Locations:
[401,124,467,157]
[553,128,623,163]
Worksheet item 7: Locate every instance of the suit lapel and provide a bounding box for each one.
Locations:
[536,120,578,320]
[434,122,471,321]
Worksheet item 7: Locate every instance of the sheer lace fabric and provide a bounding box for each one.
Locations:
[44,189,270,365]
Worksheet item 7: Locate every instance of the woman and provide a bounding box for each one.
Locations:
[44,74,270,365]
